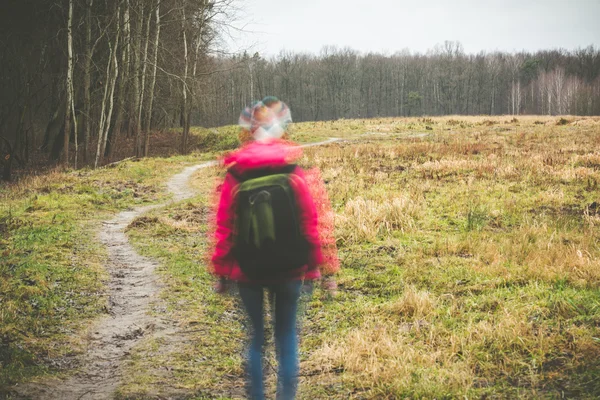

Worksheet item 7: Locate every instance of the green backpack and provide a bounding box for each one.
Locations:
[229,164,309,280]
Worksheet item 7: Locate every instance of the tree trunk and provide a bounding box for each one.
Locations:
[2,156,11,181]
[94,41,113,168]
[108,0,130,159]
[143,0,160,157]
[100,17,120,159]
[0,136,13,182]
[136,3,151,147]
[44,100,66,158]
[132,1,143,156]
[180,3,189,154]
[95,5,121,168]
[83,0,93,162]
[71,79,78,169]
[63,0,74,166]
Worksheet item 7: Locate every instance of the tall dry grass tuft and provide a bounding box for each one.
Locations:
[308,321,473,397]
[583,207,600,228]
[469,224,600,287]
[383,285,437,320]
[0,169,69,201]
[337,195,421,242]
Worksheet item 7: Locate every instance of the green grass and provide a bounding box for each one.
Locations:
[188,125,241,152]
[0,133,235,393]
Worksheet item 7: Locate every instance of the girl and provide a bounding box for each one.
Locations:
[210,97,338,399]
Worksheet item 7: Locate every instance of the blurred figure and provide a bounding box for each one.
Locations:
[210,96,338,399]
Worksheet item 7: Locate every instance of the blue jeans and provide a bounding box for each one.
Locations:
[238,280,302,400]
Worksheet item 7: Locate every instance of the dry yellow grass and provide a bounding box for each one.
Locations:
[337,196,421,242]
[118,115,600,399]
[309,321,474,397]
[295,116,600,398]
[382,284,437,320]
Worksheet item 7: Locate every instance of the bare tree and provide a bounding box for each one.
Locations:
[63,0,74,166]
[82,0,94,162]
[136,0,152,156]
[131,1,144,156]
[551,67,566,114]
[94,4,121,168]
[108,0,131,159]
[143,0,160,157]
[507,54,524,115]
[180,1,190,154]
[70,78,78,169]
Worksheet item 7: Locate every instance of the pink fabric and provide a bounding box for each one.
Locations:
[209,139,337,282]
[303,168,340,275]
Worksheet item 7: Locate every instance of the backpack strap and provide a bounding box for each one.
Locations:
[228,164,297,182]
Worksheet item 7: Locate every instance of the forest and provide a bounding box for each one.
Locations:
[201,44,600,126]
[1,0,232,178]
[1,0,600,179]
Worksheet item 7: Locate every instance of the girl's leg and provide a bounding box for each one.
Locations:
[238,283,265,400]
[273,280,302,400]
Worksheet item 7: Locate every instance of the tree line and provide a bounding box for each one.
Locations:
[196,43,600,127]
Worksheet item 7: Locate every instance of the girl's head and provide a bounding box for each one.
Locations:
[239,96,292,142]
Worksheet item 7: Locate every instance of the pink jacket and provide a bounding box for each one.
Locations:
[210,139,336,282]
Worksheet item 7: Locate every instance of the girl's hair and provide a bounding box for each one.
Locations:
[238,96,292,141]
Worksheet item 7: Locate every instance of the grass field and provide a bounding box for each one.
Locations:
[122,116,600,398]
[2,116,600,398]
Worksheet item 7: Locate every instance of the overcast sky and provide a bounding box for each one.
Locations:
[225,0,600,56]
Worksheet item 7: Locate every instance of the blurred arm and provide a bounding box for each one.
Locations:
[211,172,238,278]
[302,167,340,277]
[290,167,324,280]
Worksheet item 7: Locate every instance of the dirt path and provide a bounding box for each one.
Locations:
[12,140,338,400]
[11,160,217,400]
